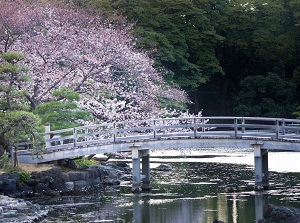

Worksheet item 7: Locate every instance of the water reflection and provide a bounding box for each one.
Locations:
[127,191,270,223]
[255,192,268,223]
[36,149,300,223]
[127,192,257,223]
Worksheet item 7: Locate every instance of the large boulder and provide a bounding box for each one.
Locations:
[259,204,300,223]
[0,173,19,195]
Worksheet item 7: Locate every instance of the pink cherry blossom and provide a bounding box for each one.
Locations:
[1,1,189,122]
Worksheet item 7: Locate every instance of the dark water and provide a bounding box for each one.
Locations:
[33,149,300,223]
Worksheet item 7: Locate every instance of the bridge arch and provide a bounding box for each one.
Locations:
[17,116,300,191]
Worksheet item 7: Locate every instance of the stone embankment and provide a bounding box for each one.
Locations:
[0,162,130,222]
[0,162,129,198]
[0,195,48,223]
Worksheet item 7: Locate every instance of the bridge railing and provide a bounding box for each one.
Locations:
[44,117,300,151]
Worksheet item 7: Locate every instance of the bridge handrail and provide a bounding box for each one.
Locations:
[43,116,300,150]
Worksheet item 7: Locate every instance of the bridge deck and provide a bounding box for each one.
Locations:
[17,116,300,163]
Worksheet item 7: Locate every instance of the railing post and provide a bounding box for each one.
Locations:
[242,118,245,133]
[45,123,51,149]
[193,118,197,138]
[123,123,126,137]
[282,119,285,135]
[85,127,88,142]
[113,123,116,143]
[275,120,279,139]
[73,127,77,147]
[234,118,238,138]
[202,118,205,132]
[153,120,157,139]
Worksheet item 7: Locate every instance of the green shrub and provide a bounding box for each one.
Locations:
[19,171,31,182]
[74,157,98,167]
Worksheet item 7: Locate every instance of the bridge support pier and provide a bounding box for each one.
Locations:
[252,143,269,190]
[131,145,151,193]
[141,150,151,191]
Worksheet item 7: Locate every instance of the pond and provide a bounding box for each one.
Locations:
[33,148,300,223]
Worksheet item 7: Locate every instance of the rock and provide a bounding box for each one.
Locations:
[213,220,225,223]
[35,182,49,192]
[153,164,172,171]
[25,178,39,187]
[73,180,88,191]
[0,195,48,222]
[259,204,300,223]
[0,173,19,195]
[49,176,66,191]
[68,171,88,181]
[65,181,74,191]
[67,159,79,169]
[17,182,33,195]
[87,168,99,179]
[103,178,121,186]
[115,162,129,168]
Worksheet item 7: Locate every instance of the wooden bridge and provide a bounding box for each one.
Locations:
[17,116,300,191]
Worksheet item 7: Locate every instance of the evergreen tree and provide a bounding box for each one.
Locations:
[0,52,42,163]
[34,88,92,130]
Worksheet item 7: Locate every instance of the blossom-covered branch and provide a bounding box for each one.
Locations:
[1,1,190,122]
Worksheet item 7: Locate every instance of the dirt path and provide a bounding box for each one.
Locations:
[19,163,54,173]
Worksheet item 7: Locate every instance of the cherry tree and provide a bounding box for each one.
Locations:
[2,1,189,123]
[0,1,41,53]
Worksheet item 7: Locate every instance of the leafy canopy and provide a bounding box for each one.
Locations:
[234,73,297,117]
[34,88,92,130]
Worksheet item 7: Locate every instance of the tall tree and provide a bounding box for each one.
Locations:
[86,0,223,87]
[0,52,29,111]
[195,0,299,115]
[84,0,300,117]
[1,1,188,122]
[0,51,42,156]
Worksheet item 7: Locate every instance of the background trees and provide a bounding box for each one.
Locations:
[1,0,299,141]
[83,0,300,117]
[234,73,297,117]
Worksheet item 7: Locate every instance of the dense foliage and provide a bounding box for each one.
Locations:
[0,0,189,153]
[0,0,188,121]
[0,51,43,155]
[33,88,92,130]
[82,0,300,117]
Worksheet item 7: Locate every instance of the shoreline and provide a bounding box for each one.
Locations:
[0,195,48,223]
[0,161,129,222]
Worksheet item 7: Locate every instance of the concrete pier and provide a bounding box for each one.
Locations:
[141,150,151,191]
[131,145,141,193]
[131,145,151,192]
[252,143,269,190]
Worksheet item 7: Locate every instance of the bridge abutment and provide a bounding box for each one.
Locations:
[252,143,269,190]
[131,145,151,193]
